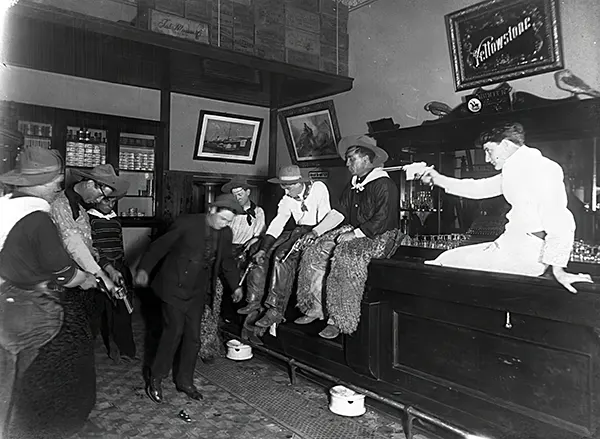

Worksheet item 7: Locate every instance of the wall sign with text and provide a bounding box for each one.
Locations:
[445,0,563,91]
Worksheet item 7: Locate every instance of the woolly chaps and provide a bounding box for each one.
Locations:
[200,278,225,360]
[323,229,404,335]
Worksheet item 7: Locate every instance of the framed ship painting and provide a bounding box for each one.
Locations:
[193,111,263,164]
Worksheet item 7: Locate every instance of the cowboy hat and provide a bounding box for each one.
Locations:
[337,135,389,168]
[209,194,244,214]
[0,146,63,187]
[71,164,130,198]
[267,165,310,185]
[221,175,250,194]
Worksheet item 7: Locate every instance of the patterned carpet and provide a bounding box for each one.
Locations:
[68,311,428,439]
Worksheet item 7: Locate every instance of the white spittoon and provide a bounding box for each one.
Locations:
[226,339,253,361]
[329,385,366,417]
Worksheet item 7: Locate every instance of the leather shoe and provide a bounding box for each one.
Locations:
[145,378,163,403]
[237,302,261,315]
[294,315,321,325]
[176,385,203,400]
[319,324,340,339]
[255,308,284,328]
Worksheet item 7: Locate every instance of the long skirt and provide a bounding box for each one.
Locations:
[4,289,96,439]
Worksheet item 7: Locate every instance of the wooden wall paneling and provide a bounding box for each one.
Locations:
[156,49,171,222]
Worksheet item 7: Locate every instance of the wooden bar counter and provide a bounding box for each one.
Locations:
[225,246,600,438]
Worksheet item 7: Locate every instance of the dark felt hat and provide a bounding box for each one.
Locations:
[0,146,63,187]
[209,194,244,214]
[221,176,250,194]
[337,135,389,168]
[71,164,130,197]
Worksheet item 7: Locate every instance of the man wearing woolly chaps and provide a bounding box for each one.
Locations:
[295,135,401,339]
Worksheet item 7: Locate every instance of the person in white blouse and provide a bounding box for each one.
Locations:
[420,122,592,293]
[243,165,343,328]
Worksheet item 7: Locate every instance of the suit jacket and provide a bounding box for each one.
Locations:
[138,214,239,311]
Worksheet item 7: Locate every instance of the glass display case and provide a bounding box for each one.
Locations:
[117,132,156,218]
[64,125,107,168]
[17,120,52,148]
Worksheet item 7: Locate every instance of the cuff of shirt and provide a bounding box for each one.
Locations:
[541,237,573,268]
[353,228,366,238]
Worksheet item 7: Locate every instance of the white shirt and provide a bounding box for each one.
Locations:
[444,145,575,267]
[266,181,332,238]
[230,205,266,245]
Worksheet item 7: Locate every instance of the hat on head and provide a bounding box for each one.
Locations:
[221,175,250,194]
[71,164,130,197]
[337,135,389,168]
[0,146,63,187]
[209,193,244,214]
[267,165,309,185]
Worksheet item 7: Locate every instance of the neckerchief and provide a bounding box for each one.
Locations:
[351,168,389,192]
[244,201,257,225]
[290,182,312,212]
[87,208,118,220]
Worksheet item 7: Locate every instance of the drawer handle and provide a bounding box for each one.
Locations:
[505,311,512,329]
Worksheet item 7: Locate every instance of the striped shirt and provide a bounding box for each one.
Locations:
[88,209,125,269]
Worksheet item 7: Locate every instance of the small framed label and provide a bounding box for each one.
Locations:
[309,171,329,180]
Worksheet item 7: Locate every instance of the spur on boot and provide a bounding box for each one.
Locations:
[255,308,284,328]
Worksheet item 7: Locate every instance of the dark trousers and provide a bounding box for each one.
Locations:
[93,292,136,358]
[151,298,203,388]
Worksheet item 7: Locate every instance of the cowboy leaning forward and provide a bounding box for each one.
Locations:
[241,165,343,329]
[50,164,130,295]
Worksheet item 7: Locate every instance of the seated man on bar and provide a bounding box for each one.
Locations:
[220,176,266,322]
[241,165,342,328]
[419,121,592,293]
[295,135,400,339]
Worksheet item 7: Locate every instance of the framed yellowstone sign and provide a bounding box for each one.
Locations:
[445,0,563,91]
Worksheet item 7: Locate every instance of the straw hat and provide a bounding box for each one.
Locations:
[267,165,309,184]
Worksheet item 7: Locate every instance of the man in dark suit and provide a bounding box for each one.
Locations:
[134,194,243,403]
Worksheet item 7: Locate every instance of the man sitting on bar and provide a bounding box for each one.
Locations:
[220,176,266,322]
[419,121,592,293]
[295,135,399,339]
[221,176,266,265]
[241,165,342,329]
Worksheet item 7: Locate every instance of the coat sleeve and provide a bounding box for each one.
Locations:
[444,174,503,199]
[220,227,240,290]
[138,218,185,274]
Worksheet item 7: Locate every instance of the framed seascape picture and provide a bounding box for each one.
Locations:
[193,111,263,164]
[446,0,563,91]
[279,100,342,168]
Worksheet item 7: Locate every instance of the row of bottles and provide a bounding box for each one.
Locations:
[67,128,106,144]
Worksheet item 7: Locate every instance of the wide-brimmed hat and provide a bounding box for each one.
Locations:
[267,165,310,185]
[210,194,244,214]
[337,135,389,168]
[0,146,63,187]
[71,164,130,198]
[221,176,250,194]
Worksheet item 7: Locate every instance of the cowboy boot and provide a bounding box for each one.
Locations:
[237,287,263,315]
[255,308,285,328]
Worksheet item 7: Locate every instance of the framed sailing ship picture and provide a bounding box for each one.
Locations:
[193,111,263,163]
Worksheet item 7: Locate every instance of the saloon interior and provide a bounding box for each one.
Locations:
[1,0,600,438]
